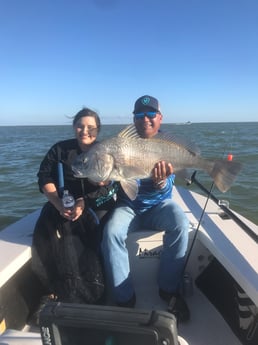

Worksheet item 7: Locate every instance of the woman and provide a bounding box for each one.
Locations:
[32,107,118,306]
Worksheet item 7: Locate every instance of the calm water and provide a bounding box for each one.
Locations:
[0,122,257,231]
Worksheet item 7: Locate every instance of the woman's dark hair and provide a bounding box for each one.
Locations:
[72,107,101,132]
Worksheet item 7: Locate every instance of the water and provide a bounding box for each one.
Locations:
[0,122,257,231]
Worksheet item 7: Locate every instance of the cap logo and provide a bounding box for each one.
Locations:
[141,97,150,105]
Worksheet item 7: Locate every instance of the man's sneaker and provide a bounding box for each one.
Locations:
[159,289,190,323]
[117,293,136,308]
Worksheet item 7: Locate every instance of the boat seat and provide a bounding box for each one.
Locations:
[0,209,40,289]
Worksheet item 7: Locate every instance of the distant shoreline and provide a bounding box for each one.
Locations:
[0,121,257,127]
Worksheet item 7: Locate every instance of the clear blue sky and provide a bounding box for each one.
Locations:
[1,0,258,125]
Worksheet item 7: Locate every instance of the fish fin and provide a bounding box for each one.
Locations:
[117,125,201,157]
[155,131,201,156]
[210,160,242,192]
[118,124,141,139]
[120,179,138,200]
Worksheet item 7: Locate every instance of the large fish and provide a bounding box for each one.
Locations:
[72,125,242,200]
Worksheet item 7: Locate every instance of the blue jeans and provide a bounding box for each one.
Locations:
[101,199,189,304]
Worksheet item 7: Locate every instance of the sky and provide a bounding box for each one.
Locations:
[1,0,258,125]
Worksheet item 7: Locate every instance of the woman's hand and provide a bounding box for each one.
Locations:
[42,183,85,221]
[60,197,85,222]
[152,161,173,189]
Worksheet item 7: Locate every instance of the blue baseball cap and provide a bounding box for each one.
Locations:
[133,95,161,114]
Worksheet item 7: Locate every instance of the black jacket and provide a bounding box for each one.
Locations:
[37,139,118,211]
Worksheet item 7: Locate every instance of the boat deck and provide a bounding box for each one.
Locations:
[1,186,257,344]
[0,279,242,345]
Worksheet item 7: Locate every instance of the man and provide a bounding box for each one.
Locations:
[101,95,190,322]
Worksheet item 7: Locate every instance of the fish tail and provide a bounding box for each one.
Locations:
[210,160,242,192]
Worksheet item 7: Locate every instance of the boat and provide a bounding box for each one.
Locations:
[0,173,257,345]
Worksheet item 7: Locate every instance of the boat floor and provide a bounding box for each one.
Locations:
[1,284,241,345]
[134,285,241,345]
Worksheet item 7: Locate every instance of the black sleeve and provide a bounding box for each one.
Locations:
[37,140,120,205]
[37,143,59,193]
[37,140,83,199]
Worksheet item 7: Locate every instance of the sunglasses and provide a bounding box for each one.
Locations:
[76,125,98,135]
[134,111,158,119]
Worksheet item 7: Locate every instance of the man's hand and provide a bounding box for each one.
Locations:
[152,161,173,188]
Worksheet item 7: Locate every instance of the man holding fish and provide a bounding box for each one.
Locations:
[101,95,190,322]
[72,95,241,322]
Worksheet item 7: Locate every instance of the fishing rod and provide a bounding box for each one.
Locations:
[180,174,215,287]
[188,171,258,243]
[179,133,258,296]
[58,162,64,197]
[179,170,257,296]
